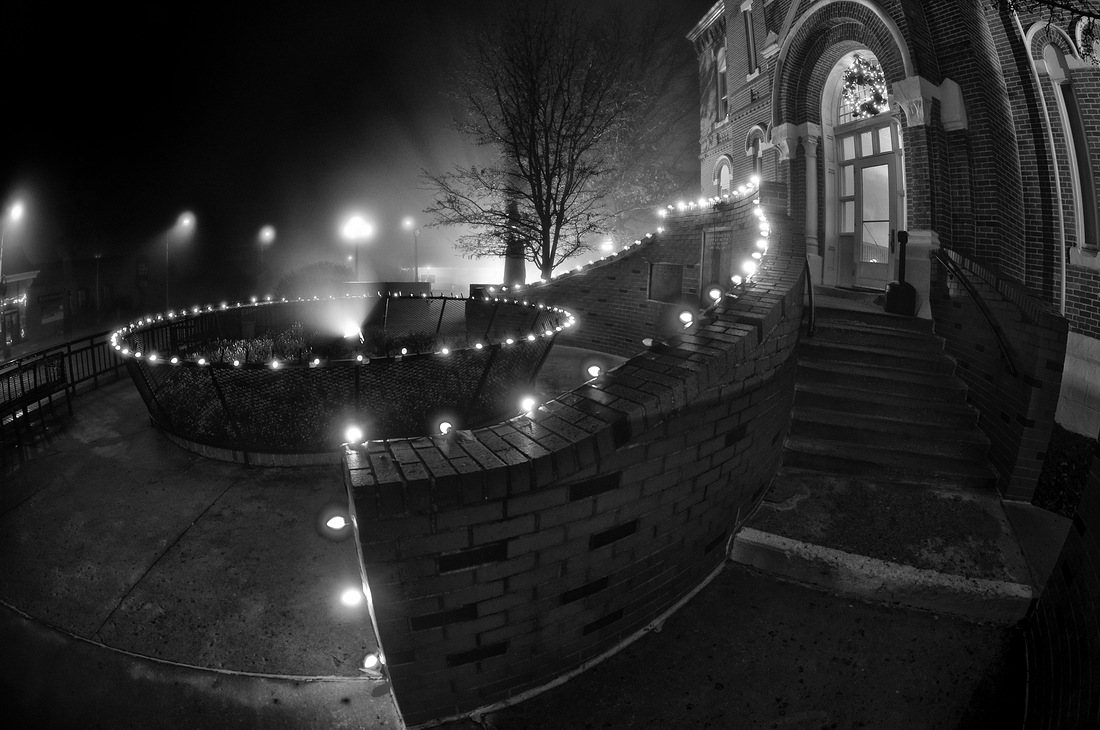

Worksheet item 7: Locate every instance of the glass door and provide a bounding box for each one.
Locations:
[837,122,898,289]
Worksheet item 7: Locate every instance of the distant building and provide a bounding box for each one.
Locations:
[690,0,1100,435]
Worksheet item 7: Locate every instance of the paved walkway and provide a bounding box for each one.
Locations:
[0,341,1063,728]
[1,377,401,728]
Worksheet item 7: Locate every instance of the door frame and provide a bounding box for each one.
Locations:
[820,51,907,288]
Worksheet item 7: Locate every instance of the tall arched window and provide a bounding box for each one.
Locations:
[716,45,729,121]
[1045,43,1098,250]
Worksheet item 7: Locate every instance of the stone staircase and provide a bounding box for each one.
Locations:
[733,288,1034,623]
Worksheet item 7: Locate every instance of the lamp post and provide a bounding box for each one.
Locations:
[1,200,25,358]
[165,211,195,311]
[341,214,373,282]
[257,225,275,293]
[402,217,420,283]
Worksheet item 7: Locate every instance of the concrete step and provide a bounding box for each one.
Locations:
[782,435,999,491]
[794,381,980,428]
[734,467,1034,624]
[796,360,968,403]
[812,304,934,335]
[790,406,991,461]
[799,339,956,375]
[809,318,941,352]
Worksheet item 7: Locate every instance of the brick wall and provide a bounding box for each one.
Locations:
[1024,442,1100,729]
[929,248,1068,501]
[342,187,807,726]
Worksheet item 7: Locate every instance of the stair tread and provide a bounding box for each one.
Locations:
[795,380,975,412]
[797,359,965,390]
[791,405,990,444]
[801,338,952,364]
[785,435,996,477]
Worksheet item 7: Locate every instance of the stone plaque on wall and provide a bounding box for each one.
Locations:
[648,263,683,303]
[701,228,734,294]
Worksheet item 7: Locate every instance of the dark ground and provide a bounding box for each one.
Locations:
[1033,423,1097,518]
[440,565,1023,730]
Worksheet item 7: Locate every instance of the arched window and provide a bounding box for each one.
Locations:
[1045,43,1099,249]
[714,156,733,194]
[716,46,729,121]
[837,54,890,125]
[746,126,767,177]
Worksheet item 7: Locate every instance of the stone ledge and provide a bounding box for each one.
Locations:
[730,527,1033,625]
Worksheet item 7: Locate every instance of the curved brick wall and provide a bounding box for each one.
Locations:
[343,185,806,726]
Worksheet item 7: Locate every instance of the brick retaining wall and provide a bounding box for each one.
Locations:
[342,186,807,726]
[929,249,1068,501]
[1025,443,1100,729]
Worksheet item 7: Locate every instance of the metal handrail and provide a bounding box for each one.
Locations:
[804,258,816,338]
[932,249,1018,377]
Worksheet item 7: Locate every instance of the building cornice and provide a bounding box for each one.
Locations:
[688,0,725,44]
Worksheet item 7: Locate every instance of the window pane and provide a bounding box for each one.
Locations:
[860,131,874,157]
[841,136,855,161]
[841,165,854,196]
[878,126,892,153]
[841,201,855,233]
[861,164,890,220]
[860,222,890,263]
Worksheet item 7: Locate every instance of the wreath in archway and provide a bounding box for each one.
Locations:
[842,54,890,119]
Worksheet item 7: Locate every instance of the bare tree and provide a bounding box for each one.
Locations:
[422,3,690,280]
[995,0,1099,56]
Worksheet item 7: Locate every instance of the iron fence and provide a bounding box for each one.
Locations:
[114,295,572,453]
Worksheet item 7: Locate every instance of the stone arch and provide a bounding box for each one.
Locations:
[771,0,913,128]
[1025,20,1081,63]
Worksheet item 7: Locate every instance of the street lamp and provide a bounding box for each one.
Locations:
[341,214,373,281]
[165,211,195,310]
[1,200,25,357]
[257,225,275,292]
[403,217,420,283]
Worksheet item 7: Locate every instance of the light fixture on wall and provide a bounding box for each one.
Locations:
[360,652,387,681]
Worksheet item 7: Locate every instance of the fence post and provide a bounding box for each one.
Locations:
[435,297,447,336]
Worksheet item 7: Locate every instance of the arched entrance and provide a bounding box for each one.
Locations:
[820,51,906,289]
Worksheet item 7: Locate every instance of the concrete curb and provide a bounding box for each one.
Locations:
[731,527,1033,625]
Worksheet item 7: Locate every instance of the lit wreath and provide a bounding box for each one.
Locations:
[842,54,889,119]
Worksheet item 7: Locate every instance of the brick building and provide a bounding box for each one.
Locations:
[690,0,1100,435]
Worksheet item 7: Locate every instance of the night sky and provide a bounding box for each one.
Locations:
[2,1,715,296]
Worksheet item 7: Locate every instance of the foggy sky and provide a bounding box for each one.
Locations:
[2,1,714,292]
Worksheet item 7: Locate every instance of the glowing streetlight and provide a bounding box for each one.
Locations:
[403,217,420,283]
[165,211,196,310]
[1,199,26,357]
[341,214,374,282]
[257,225,275,291]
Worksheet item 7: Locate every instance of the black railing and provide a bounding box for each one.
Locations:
[931,249,1018,376]
[115,295,572,453]
[1,330,124,464]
